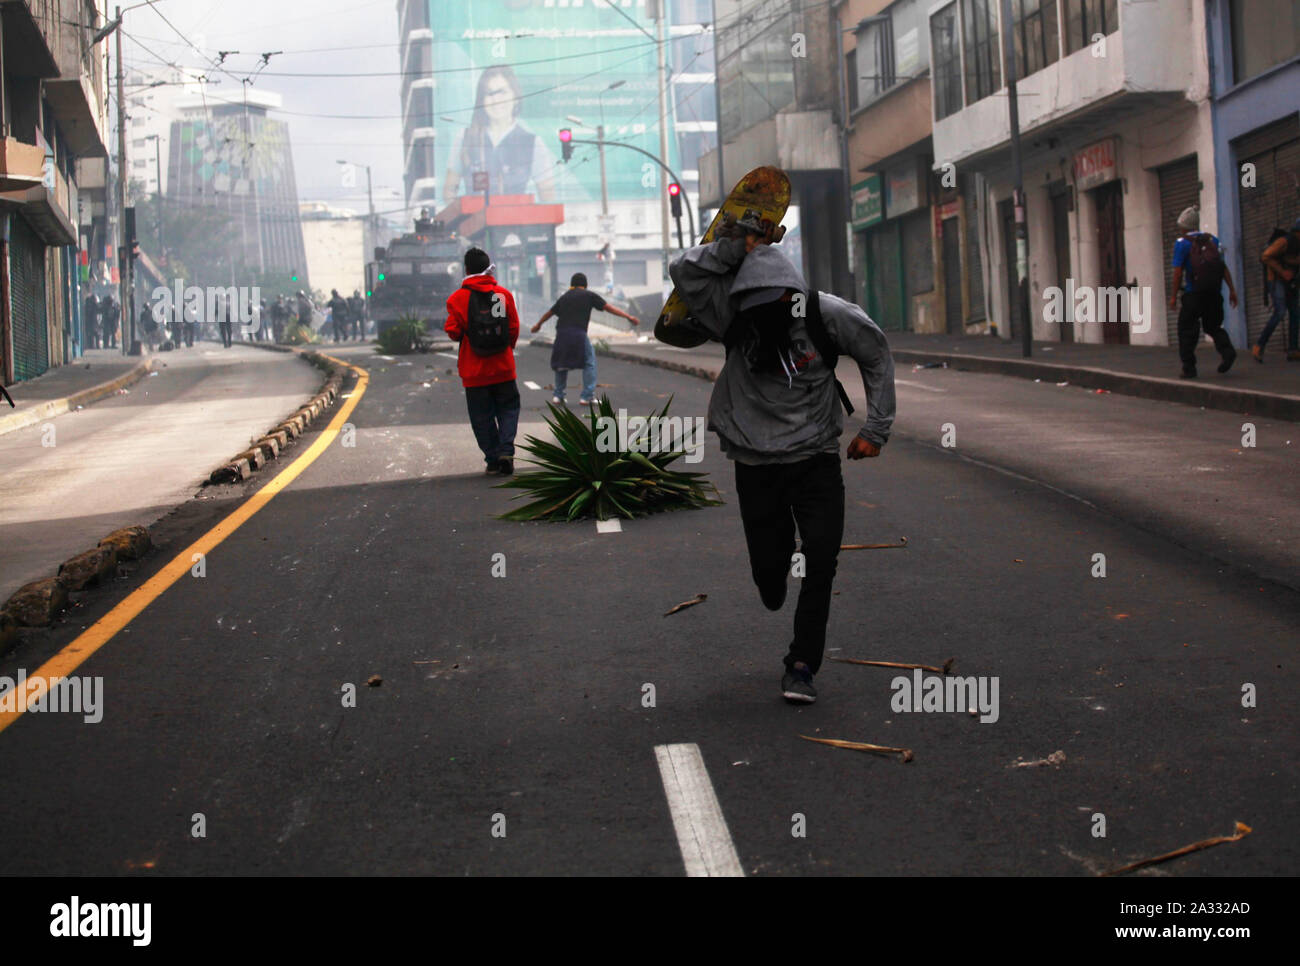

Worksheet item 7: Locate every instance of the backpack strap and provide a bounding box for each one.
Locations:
[805,295,855,416]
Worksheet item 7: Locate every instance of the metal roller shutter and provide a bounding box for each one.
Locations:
[1235,116,1300,345]
[1157,157,1199,346]
[9,216,48,382]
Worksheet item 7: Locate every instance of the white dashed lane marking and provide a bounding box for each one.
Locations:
[524,380,542,390]
[654,743,744,877]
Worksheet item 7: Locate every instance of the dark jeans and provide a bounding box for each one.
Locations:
[1257,279,1299,351]
[1177,290,1234,373]
[734,452,845,675]
[465,380,520,465]
[220,321,233,347]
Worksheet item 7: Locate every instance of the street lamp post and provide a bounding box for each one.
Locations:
[337,159,376,255]
[94,1,161,356]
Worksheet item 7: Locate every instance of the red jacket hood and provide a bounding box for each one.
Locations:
[461,274,499,293]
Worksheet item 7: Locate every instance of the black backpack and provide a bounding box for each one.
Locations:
[723,294,855,415]
[1186,233,1226,294]
[464,287,510,355]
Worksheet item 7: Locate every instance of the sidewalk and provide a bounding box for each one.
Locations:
[0,344,322,603]
[593,329,1300,421]
[0,348,154,436]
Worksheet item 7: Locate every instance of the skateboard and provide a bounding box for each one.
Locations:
[654,166,791,348]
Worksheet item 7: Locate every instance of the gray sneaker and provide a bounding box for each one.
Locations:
[781,662,816,704]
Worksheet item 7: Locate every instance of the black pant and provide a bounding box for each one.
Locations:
[465,380,520,465]
[220,320,233,347]
[1177,290,1234,373]
[734,452,845,675]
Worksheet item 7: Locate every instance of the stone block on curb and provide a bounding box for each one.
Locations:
[4,577,69,627]
[99,525,151,561]
[237,447,267,470]
[277,420,300,439]
[0,609,17,654]
[209,458,251,484]
[267,430,288,448]
[254,436,281,460]
[57,545,118,591]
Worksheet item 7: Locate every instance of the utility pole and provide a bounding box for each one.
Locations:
[709,0,726,221]
[1000,0,1031,358]
[653,0,671,280]
[365,163,376,254]
[114,5,136,355]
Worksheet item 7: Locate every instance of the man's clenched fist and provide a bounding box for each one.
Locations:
[847,437,880,459]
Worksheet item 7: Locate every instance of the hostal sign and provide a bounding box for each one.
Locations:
[1073,138,1119,192]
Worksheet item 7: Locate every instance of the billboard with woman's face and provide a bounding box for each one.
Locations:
[433,1,678,207]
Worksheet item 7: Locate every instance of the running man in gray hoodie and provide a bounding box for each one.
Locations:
[668,222,896,703]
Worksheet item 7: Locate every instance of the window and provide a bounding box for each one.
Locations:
[961,0,1001,105]
[1064,0,1119,56]
[1229,0,1300,84]
[1012,0,1060,77]
[856,17,896,105]
[931,4,963,120]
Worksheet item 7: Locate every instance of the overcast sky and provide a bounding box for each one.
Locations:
[122,0,405,219]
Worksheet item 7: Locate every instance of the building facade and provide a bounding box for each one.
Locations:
[167,89,308,287]
[704,0,849,297]
[928,0,1219,348]
[397,0,717,304]
[300,202,365,300]
[1,0,110,384]
[1204,0,1299,348]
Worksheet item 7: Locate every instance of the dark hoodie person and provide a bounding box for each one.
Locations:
[445,247,522,475]
[668,225,896,704]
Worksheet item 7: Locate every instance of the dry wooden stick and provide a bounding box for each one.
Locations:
[1101,821,1252,877]
[663,593,707,617]
[841,537,907,550]
[799,734,913,762]
[830,656,954,675]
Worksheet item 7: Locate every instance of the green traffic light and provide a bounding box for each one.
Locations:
[377,273,385,282]
[366,290,372,297]
[290,275,298,282]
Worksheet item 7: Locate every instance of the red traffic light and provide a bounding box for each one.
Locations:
[668,182,680,196]
[559,128,572,142]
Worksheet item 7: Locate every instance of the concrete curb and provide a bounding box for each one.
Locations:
[600,343,1300,422]
[890,349,1300,421]
[598,346,722,383]
[0,356,157,438]
[1,526,150,643]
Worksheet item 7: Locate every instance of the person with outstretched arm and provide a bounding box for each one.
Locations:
[667,216,896,704]
[530,273,641,405]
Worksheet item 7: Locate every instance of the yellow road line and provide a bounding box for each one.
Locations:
[0,354,370,736]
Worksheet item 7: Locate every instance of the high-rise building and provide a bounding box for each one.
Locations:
[395,0,718,302]
[167,88,308,285]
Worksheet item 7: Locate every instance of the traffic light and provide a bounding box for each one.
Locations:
[559,128,573,162]
[668,182,682,218]
[377,272,386,282]
[290,274,299,283]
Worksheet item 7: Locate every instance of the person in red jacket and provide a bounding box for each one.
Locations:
[445,247,522,475]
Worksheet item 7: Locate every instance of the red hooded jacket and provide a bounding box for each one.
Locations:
[444,274,520,388]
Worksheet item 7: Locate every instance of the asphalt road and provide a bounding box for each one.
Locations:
[0,342,1294,876]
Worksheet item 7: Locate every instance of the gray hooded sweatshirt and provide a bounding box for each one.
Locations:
[667,237,896,464]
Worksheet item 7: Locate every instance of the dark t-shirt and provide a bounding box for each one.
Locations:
[549,288,607,332]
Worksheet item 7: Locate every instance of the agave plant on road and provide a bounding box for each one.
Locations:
[498,396,721,522]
